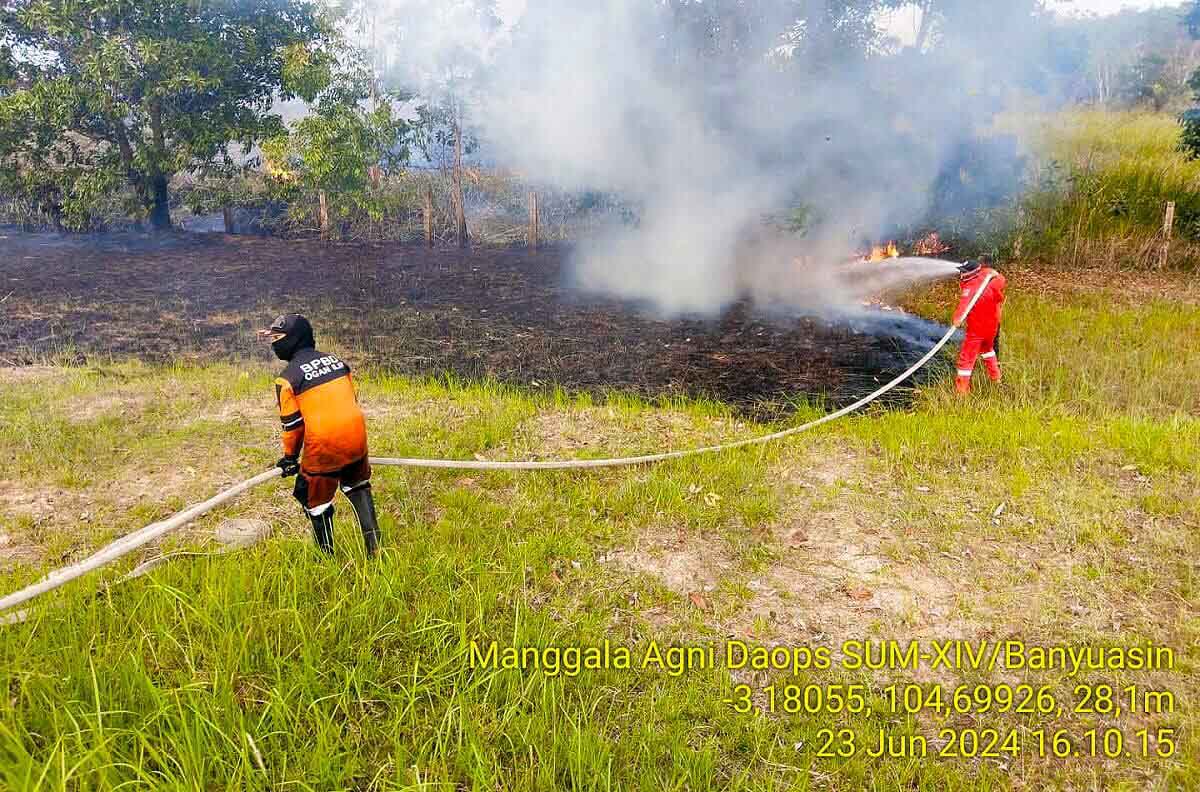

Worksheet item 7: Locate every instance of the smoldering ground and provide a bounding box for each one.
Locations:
[375,0,1039,317]
[0,234,950,413]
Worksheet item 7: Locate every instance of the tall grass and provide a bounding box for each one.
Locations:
[1010,111,1200,270]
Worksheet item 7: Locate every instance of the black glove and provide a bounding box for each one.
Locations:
[276,456,300,478]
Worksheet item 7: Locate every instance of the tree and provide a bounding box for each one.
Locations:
[1119,54,1177,111]
[372,0,500,248]
[0,0,335,230]
[1180,1,1200,158]
[1187,0,1200,39]
[410,101,475,171]
[261,55,410,238]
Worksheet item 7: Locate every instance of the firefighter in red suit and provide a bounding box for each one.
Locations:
[952,255,1007,394]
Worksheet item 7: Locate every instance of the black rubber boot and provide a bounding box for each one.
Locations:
[308,505,335,555]
[345,485,381,557]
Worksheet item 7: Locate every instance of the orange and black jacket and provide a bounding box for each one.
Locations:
[275,348,367,473]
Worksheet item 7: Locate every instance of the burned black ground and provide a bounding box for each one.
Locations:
[0,231,948,417]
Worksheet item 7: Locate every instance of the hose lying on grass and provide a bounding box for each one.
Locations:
[0,276,993,618]
[0,469,283,619]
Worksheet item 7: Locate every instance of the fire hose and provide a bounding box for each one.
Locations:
[0,275,994,618]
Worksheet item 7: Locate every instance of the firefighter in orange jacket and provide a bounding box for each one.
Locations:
[953,255,1007,394]
[259,314,380,556]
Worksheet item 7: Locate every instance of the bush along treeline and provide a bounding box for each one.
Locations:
[886,112,1197,272]
[996,112,1199,271]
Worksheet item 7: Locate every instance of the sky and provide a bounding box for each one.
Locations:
[879,1,1186,44]
[1061,0,1184,14]
[496,0,1186,23]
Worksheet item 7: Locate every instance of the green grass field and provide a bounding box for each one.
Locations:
[0,267,1196,790]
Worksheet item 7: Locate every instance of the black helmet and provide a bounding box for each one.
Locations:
[957,259,981,277]
[261,313,315,361]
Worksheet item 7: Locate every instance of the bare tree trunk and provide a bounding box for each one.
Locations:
[913,0,935,53]
[149,173,171,230]
[148,102,172,231]
[223,205,234,234]
[40,194,64,231]
[424,183,434,247]
[318,190,330,238]
[528,191,539,250]
[1160,201,1176,270]
[452,112,469,249]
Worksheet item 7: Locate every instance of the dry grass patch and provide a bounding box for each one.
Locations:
[0,481,83,523]
[0,365,58,383]
[508,406,744,459]
[65,391,152,422]
[612,541,731,595]
[1006,265,1200,307]
[607,441,973,647]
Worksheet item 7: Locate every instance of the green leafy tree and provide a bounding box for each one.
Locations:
[1181,2,1200,159]
[0,0,335,229]
[409,99,477,172]
[1179,67,1200,159]
[262,56,410,237]
[1180,107,1200,160]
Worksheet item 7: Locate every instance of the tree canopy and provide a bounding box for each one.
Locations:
[260,51,409,236]
[3,0,1198,232]
[0,0,336,229]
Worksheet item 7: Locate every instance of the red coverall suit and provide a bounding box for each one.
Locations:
[953,267,1006,393]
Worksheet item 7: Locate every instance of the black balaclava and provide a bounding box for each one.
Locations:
[269,314,315,361]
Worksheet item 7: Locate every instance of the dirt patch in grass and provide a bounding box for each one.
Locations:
[66,391,152,422]
[610,512,970,652]
[365,398,490,427]
[739,502,973,651]
[0,365,57,383]
[515,408,743,457]
[0,481,101,569]
[204,398,269,425]
[609,445,984,653]
[778,445,865,489]
[0,481,88,523]
[0,535,42,571]
[606,529,738,630]
[0,433,266,569]
[609,534,735,596]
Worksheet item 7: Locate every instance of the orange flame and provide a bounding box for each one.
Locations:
[862,241,900,262]
[263,158,298,183]
[912,232,950,256]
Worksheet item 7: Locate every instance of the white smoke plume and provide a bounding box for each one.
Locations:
[374,0,1041,316]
